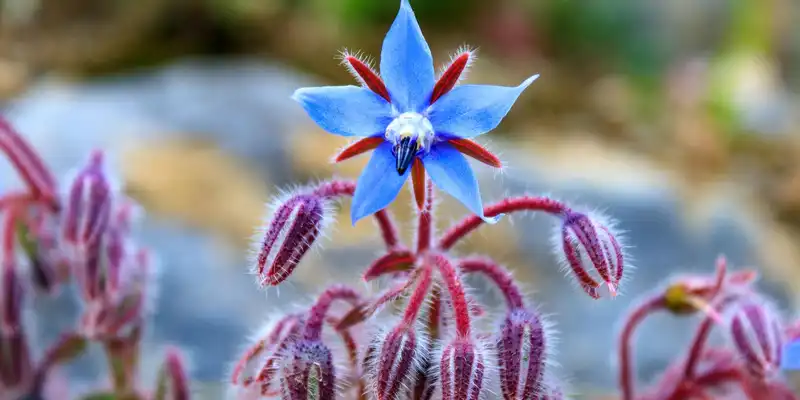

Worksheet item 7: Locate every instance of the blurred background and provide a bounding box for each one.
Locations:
[1,0,800,398]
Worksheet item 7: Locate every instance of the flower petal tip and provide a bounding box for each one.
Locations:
[522,74,540,88]
[482,213,505,225]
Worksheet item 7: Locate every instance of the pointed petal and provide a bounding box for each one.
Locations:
[292,86,392,137]
[380,0,435,112]
[334,137,384,163]
[422,143,501,224]
[351,142,409,224]
[428,75,539,138]
[447,138,502,167]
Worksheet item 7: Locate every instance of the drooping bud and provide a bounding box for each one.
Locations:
[154,347,190,400]
[440,337,487,400]
[252,191,331,287]
[62,149,114,250]
[726,299,784,379]
[280,340,336,400]
[554,210,625,299]
[230,314,303,398]
[497,308,548,400]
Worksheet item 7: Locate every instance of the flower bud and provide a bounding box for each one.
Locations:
[1,260,23,334]
[281,340,336,400]
[230,314,303,398]
[253,192,331,287]
[62,149,113,249]
[373,325,426,400]
[727,299,784,379]
[497,308,547,400]
[440,337,487,400]
[554,210,625,299]
[0,261,32,392]
[155,347,190,400]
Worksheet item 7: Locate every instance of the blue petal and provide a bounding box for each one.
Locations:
[427,75,539,138]
[351,142,409,224]
[292,86,393,137]
[380,0,435,112]
[422,142,502,224]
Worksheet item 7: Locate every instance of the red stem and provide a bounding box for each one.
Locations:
[458,257,524,310]
[303,285,360,341]
[619,295,665,400]
[0,117,58,206]
[437,196,569,250]
[681,295,739,381]
[314,180,401,249]
[416,181,434,254]
[429,253,471,337]
[402,266,433,324]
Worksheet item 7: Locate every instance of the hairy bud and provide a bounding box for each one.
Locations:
[497,308,547,400]
[440,337,487,400]
[0,262,32,393]
[155,347,190,400]
[62,149,113,250]
[373,325,426,400]
[253,191,331,287]
[281,340,336,400]
[727,299,784,379]
[554,210,625,299]
[1,261,23,334]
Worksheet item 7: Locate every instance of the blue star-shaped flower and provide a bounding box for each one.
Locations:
[292,0,538,225]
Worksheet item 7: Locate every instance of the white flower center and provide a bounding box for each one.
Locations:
[385,112,434,152]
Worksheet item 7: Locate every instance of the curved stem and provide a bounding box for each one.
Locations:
[429,253,471,337]
[619,295,665,400]
[0,117,58,206]
[402,266,433,324]
[681,295,739,381]
[416,181,434,254]
[303,285,361,341]
[314,180,401,249]
[458,257,524,310]
[437,196,569,251]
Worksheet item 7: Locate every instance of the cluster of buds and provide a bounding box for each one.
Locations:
[0,116,188,399]
[233,177,629,399]
[618,256,799,400]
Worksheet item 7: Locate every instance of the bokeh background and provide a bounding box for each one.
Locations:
[1,0,800,398]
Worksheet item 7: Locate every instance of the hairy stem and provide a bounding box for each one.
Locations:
[402,266,433,324]
[437,196,569,250]
[314,180,401,249]
[458,257,524,310]
[619,295,665,400]
[681,295,739,381]
[416,181,434,254]
[430,253,471,337]
[303,285,361,341]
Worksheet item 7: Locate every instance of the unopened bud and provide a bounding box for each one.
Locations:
[1,260,23,333]
[155,347,190,400]
[372,325,426,400]
[440,337,487,400]
[497,308,548,400]
[727,299,784,379]
[63,149,114,249]
[253,192,331,287]
[554,211,625,299]
[280,340,336,400]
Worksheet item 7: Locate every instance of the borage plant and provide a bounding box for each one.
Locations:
[0,118,189,400]
[230,3,625,399]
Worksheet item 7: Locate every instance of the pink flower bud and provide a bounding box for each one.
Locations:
[155,347,190,400]
[372,325,426,400]
[62,149,114,249]
[230,314,303,398]
[554,210,625,299]
[439,337,487,400]
[727,299,784,379]
[253,191,331,287]
[280,339,336,400]
[497,308,548,400]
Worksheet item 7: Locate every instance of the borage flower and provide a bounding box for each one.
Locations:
[292,0,538,224]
